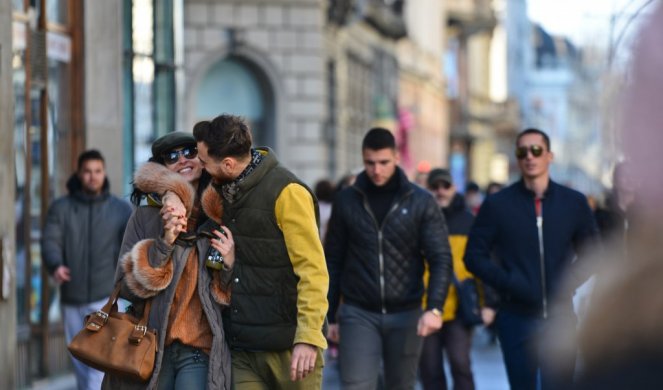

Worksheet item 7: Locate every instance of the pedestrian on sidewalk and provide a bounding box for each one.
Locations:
[194,114,329,389]
[325,128,452,390]
[419,168,497,390]
[464,128,600,389]
[103,132,234,389]
[41,150,132,390]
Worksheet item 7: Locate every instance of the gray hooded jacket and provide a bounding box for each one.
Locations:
[41,175,132,304]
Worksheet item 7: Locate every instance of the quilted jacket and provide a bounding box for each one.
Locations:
[325,168,452,322]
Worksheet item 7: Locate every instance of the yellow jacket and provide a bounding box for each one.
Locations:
[424,234,478,322]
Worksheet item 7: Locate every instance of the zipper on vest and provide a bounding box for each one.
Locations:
[535,198,547,319]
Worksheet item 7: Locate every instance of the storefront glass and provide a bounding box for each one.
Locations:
[124,0,177,184]
[13,49,28,325]
[46,0,68,24]
[13,0,78,381]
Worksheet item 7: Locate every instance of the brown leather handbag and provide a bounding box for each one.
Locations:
[67,284,157,382]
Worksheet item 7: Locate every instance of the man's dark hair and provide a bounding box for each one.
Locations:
[314,179,335,203]
[77,149,105,170]
[465,181,480,194]
[516,128,551,151]
[362,127,396,151]
[193,114,253,160]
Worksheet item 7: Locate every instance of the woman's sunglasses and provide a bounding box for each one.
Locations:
[163,146,198,165]
[515,145,544,160]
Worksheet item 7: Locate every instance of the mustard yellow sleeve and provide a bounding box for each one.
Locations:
[275,183,329,349]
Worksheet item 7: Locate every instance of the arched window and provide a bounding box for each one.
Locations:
[195,57,274,147]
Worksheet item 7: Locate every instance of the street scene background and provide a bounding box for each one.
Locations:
[0,0,656,388]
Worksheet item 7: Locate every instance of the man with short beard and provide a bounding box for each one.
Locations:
[420,168,496,390]
[193,114,329,390]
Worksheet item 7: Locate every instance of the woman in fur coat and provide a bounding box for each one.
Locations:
[102,132,233,390]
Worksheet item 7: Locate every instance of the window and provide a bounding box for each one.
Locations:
[13,0,84,382]
[123,0,178,193]
[13,0,77,329]
[345,52,372,169]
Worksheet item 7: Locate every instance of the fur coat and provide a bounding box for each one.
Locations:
[102,162,232,390]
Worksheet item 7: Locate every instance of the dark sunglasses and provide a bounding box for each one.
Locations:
[430,181,452,190]
[163,146,198,165]
[515,145,544,160]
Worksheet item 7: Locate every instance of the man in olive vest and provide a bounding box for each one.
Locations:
[193,114,329,389]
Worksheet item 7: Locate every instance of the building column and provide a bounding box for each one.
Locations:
[0,1,18,388]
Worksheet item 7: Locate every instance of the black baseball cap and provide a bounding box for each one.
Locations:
[427,168,453,187]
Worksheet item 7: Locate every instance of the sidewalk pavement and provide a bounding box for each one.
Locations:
[28,328,508,390]
[323,327,510,390]
[28,374,76,390]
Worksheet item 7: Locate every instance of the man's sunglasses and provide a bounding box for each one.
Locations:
[515,145,544,160]
[163,146,198,165]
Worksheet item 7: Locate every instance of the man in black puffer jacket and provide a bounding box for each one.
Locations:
[325,128,452,390]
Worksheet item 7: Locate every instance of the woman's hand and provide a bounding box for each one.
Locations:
[210,226,236,269]
[160,191,187,245]
[161,191,186,219]
[162,212,186,245]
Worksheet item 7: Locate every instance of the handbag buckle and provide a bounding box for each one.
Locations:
[95,310,109,323]
[85,310,109,332]
[129,325,148,344]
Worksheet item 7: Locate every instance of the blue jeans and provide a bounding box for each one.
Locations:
[496,309,574,390]
[63,299,110,390]
[338,304,423,390]
[157,342,209,390]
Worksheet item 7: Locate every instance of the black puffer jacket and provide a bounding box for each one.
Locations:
[325,168,452,322]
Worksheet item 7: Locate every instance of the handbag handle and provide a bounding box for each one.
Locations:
[85,282,153,340]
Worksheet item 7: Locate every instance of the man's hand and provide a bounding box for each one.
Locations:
[417,310,443,337]
[290,343,318,381]
[209,226,236,268]
[326,323,340,343]
[53,265,71,284]
[481,307,496,326]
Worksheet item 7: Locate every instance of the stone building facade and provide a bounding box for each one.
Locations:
[182,0,329,183]
[0,0,453,386]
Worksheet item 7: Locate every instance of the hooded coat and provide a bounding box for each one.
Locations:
[41,174,132,304]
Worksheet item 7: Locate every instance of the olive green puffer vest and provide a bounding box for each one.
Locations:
[221,148,318,351]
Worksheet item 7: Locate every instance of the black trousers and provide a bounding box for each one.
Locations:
[419,319,475,390]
